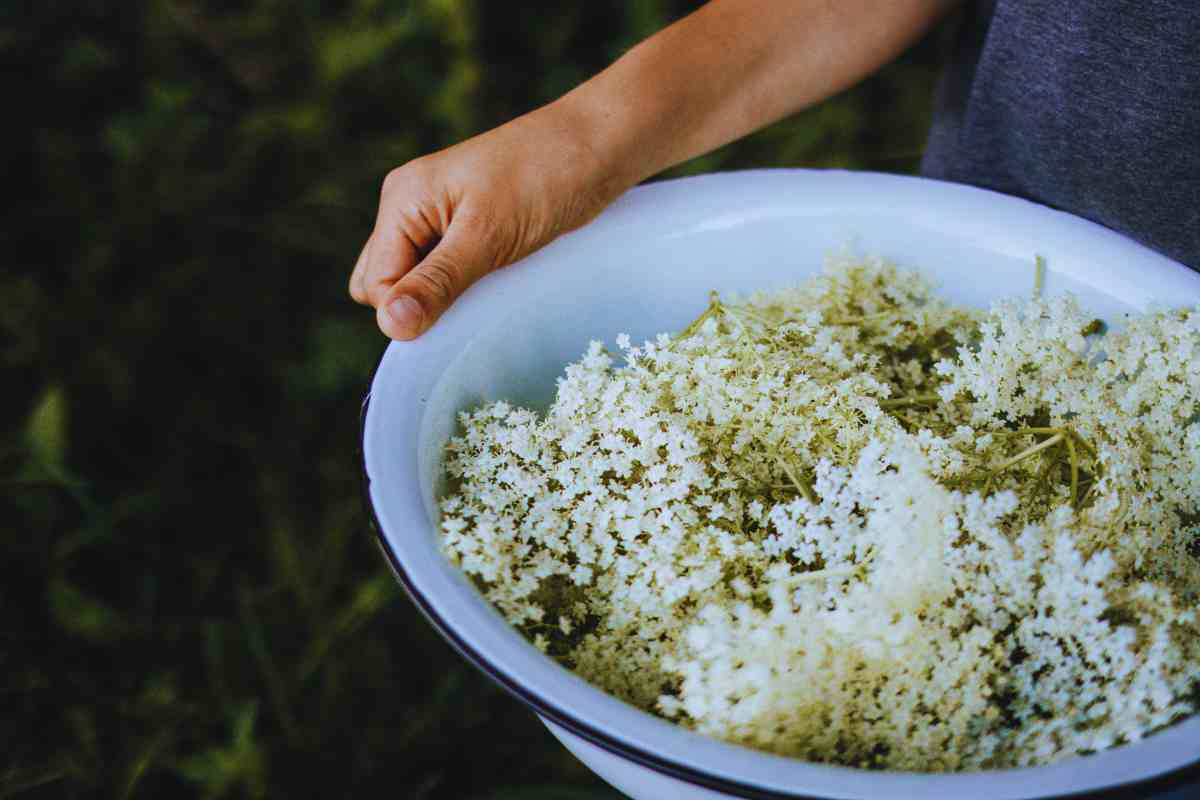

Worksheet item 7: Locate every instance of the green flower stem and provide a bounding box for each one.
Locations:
[992,432,1064,474]
[1068,429,1098,458]
[725,303,775,328]
[825,310,894,325]
[779,458,817,504]
[788,564,858,583]
[1064,430,1080,507]
[787,549,877,585]
[879,394,941,409]
[674,291,724,343]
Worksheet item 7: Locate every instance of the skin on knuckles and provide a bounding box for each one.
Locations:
[363,193,443,308]
[404,254,462,312]
[369,212,487,339]
[363,233,415,308]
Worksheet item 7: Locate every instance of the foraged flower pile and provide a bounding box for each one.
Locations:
[438,252,1200,771]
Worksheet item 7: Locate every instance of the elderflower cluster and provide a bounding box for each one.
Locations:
[438,251,1200,770]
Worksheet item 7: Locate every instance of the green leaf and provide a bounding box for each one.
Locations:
[26,384,67,467]
[317,18,413,87]
[177,703,265,800]
[48,578,128,643]
[296,571,396,682]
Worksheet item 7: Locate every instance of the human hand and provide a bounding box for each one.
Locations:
[349,109,624,340]
[351,0,958,341]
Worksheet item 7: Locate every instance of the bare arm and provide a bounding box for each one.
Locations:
[556,0,959,187]
[351,0,959,340]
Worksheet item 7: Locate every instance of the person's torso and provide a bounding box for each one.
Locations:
[922,0,1200,269]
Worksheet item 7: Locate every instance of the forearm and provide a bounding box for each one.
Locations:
[352,0,960,339]
[545,0,959,191]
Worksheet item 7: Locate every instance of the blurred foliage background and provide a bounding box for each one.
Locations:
[5,1,952,797]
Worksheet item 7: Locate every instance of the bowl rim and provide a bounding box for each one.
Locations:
[360,168,1200,800]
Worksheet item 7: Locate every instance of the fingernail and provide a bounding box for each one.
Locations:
[387,295,425,335]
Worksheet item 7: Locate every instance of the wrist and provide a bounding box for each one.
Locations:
[538,93,641,200]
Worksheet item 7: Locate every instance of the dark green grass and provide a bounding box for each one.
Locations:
[4,1,949,796]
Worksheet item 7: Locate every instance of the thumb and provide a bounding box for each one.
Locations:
[374,216,494,341]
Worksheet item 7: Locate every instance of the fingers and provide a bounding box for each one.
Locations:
[349,236,371,304]
[355,164,445,311]
[374,216,492,341]
[362,223,427,310]
[353,160,504,340]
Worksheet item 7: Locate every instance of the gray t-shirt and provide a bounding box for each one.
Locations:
[921,0,1200,269]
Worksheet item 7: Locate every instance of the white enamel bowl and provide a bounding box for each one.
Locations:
[360,170,1200,799]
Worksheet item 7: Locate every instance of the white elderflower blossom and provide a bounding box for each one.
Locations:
[437,253,1199,771]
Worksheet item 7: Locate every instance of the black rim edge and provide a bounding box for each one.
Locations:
[359,383,1200,800]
